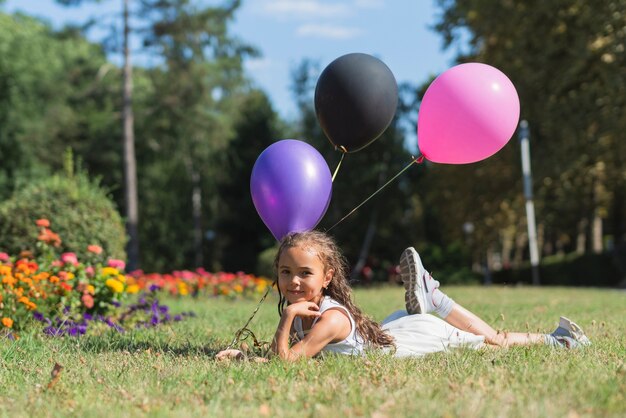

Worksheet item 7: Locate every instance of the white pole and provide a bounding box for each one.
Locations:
[519,120,540,285]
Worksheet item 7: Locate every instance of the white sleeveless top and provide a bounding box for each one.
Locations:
[293,296,365,356]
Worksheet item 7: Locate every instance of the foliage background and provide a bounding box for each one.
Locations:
[0,1,624,285]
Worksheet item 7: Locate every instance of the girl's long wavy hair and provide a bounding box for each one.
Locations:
[274,230,395,349]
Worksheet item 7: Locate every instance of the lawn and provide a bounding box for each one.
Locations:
[1,285,625,417]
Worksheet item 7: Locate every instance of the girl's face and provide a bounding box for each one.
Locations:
[278,245,333,305]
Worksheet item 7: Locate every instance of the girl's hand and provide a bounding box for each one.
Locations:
[285,301,321,319]
[215,349,245,361]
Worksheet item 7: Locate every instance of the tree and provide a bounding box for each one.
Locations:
[53,0,258,271]
[212,90,280,273]
[133,0,258,271]
[432,0,626,264]
[0,12,120,200]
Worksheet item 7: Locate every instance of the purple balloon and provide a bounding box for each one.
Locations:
[250,139,332,241]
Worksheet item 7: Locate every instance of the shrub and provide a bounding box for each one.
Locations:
[0,155,126,261]
[256,244,279,279]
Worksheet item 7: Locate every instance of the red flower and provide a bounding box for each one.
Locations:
[35,219,50,228]
[59,282,72,292]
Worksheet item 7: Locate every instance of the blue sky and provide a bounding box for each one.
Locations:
[4,0,462,123]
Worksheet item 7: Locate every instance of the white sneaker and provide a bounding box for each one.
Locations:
[399,247,440,314]
[551,316,591,348]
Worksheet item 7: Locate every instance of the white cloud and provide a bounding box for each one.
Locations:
[262,0,350,18]
[296,24,362,39]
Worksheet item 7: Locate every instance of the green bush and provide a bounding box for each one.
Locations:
[0,161,127,261]
[256,244,279,279]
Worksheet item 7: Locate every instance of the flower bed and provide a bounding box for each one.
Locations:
[0,219,273,338]
[129,269,273,299]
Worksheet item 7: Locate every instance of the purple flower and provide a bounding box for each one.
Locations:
[150,316,160,326]
[174,315,182,321]
[83,313,93,321]
[44,326,63,336]
[149,284,161,293]
[33,312,45,322]
[110,300,121,307]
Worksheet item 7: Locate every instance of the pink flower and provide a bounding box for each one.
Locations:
[107,259,126,271]
[51,260,63,267]
[0,252,9,262]
[60,252,79,266]
[85,266,95,277]
[81,293,94,309]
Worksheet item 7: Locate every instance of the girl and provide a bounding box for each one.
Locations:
[216,231,589,361]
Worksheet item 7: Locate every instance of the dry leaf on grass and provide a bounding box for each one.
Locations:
[47,362,63,390]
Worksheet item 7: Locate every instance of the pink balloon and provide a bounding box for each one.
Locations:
[417,63,520,164]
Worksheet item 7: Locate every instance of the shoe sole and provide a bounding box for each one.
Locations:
[400,247,426,314]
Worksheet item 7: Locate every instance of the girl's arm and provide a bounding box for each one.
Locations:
[271,301,351,361]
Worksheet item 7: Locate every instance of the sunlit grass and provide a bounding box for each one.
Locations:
[1,285,624,417]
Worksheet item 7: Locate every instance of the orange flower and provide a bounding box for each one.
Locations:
[37,228,61,247]
[19,250,33,259]
[2,317,13,328]
[2,275,16,287]
[35,219,50,228]
[87,245,103,255]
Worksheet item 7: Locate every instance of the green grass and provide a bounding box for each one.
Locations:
[1,286,625,417]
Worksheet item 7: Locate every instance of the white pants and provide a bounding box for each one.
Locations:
[381,310,485,358]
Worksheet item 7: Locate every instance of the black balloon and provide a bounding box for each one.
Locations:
[314,53,398,153]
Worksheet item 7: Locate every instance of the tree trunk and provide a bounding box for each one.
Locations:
[576,218,588,255]
[513,223,527,269]
[191,170,203,267]
[350,208,378,283]
[591,177,604,254]
[592,210,603,254]
[500,226,514,269]
[123,0,140,270]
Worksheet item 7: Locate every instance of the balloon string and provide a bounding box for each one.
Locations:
[331,147,348,182]
[325,154,423,233]
[225,280,277,351]
[225,153,424,354]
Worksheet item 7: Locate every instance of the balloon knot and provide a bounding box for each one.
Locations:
[415,156,425,164]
